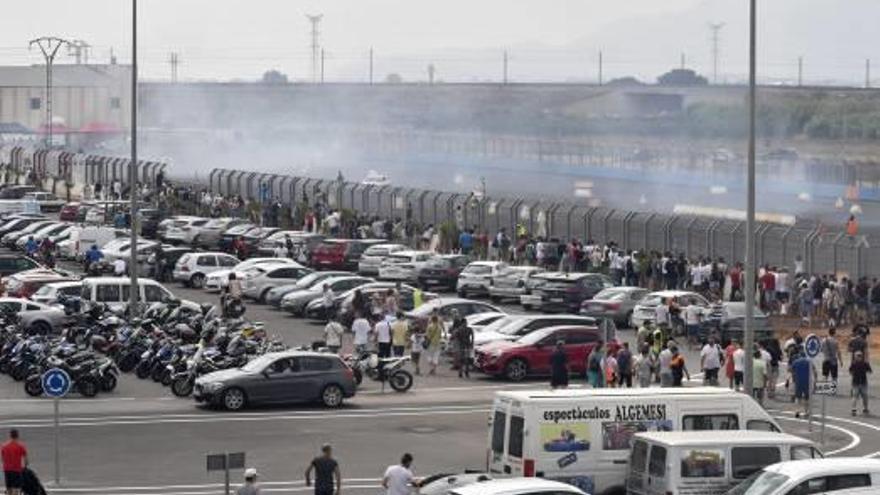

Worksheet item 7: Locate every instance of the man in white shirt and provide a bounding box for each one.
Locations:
[658,343,674,387]
[351,314,372,355]
[684,303,702,346]
[375,317,392,358]
[321,285,335,321]
[383,453,417,495]
[700,337,722,386]
[113,257,127,276]
[654,299,670,330]
[733,344,746,391]
[323,318,344,354]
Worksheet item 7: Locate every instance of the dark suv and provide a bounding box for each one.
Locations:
[417,254,471,291]
[0,255,41,277]
[530,272,615,313]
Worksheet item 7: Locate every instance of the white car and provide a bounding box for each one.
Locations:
[378,250,435,282]
[465,312,508,332]
[449,478,585,495]
[30,281,83,305]
[242,263,312,302]
[357,243,407,275]
[172,252,240,288]
[14,222,69,250]
[161,216,210,245]
[101,238,160,264]
[456,261,509,298]
[204,257,301,292]
[731,458,880,495]
[630,289,710,328]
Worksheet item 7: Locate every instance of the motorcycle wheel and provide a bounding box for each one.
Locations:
[11,364,28,382]
[0,360,10,374]
[77,377,99,398]
[150,364,165,383]
[389,370,414,392]
[118,354,139,373]
[101,374,118,392]
[161,371,174,387]
[352,368,363,386]
[135,360,151,379]
[24,376,43,397]
[171,376,194,397]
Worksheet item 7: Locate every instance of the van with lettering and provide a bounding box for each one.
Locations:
[626,431,821,495]
[487,387,780,495]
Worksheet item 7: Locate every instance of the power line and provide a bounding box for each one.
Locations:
[709,23,725,84]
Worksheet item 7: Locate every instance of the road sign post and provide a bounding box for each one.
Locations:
[814,380,837,446]
[207,452,246,495]
[42,368,71,485]
[804,334,821,432]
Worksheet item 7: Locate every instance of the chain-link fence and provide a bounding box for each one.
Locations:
[211,168,880,278]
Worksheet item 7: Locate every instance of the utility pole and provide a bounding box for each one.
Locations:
[503,51,509,84]
[369,47,374,85]
[709,23,725,84]
[743,0,758,396]
[866,59,871,89]
[427,63,435,85]
[169,52,180,83]
[320,48,325,83]
[681,52,686,69]
[110,47,117,65]
[598,50,603,85]
[68,39,91,64]
[306,14,323,83]
[129,0,140,314]
[29,37,71,148]
[798,56,803,87]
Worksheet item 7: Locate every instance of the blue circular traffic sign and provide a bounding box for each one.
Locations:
[804,334,821,359]
[42,368,71,398]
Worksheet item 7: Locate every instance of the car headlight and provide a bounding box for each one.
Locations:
[203,382,224,392]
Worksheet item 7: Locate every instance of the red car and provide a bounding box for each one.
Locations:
[475,325,618,382]
[310,239,385,271]
[59,202,83,222]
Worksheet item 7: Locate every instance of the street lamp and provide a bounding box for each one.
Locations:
[29,37,71,148]
[743,0,758,393]
[129,0,140,313]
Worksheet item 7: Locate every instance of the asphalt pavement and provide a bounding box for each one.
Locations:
[2,258,880,494]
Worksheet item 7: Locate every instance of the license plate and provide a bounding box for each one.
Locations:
[427,279,439,284]
[550,298,564,303]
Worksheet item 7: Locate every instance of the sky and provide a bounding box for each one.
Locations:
[3,0,879,85]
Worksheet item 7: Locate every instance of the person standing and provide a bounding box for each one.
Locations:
[375,317,392,359]
[658,342,674,388]
[113,256,127,277]
[821,327,843,387]
[669,346,689,387]
[616,342,633,388]
[424,315,443,375]
[323,317,344,354]
[752,349,768,406]
[383,453,417,495]
[586,341,606,388]
[305,444,341,495]
[451,313,473,378]
[791,352,817,419]
[733,341,746,392]
[850,351,872,416]
[634,345,656,388]
[700,337,722,386]
[236,468,261,495]
[322,285,336,321]
[351,313,372,355]
[550,340,569,389]
[391,312,409,357]
[1,429,27,495]
[409,330,424,375]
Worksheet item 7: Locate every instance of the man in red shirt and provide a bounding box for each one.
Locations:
[1,429,27,495]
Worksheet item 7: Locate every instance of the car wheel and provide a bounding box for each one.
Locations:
[321,384,344,408]
[190,273,206,289]
[457,290,467,298]
[222,387,247,411]
[504,359,529,382]
[29,321,52,335]
[624,311,634,329]
[259,289,271,304]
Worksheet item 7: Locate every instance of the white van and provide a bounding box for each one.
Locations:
[80,277,175,311]
[729,458,880,495]
[626,431,821,495]
[487,388,780,495]
[74,226,123,260]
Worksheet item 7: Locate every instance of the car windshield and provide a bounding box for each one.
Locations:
[594,288,629,301]
[725,470,789,495]
[226,225,254,235]
[364,246,392,256]
[204,219,229,228]
[480,316,523,334]
[240,354,276,373]
[518,328,553,345]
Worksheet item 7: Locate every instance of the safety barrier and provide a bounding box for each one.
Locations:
[209,168,880,278]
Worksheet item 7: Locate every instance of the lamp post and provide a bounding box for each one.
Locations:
[129,0,140,313]
[743,0,758,394]
[29,37,71,148]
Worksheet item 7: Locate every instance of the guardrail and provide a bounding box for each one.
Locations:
[209,168,879,278]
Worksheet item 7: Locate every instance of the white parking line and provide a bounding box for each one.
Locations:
[773,414,861,456]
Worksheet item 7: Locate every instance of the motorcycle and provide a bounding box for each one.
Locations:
[346,353,414,392]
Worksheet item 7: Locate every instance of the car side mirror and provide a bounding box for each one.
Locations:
[262,370,271,379]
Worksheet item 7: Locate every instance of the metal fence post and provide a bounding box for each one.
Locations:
[644,213,656,251]
[664,215,678,252]
[363,185,373,213]
[706,220,720,258]
[418,191,429,225]
[566,205,578,240]
[432,191,443,226]
[731,222,743,262]
[622,211,636,250]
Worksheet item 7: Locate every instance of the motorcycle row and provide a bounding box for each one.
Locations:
[0,297,287,399]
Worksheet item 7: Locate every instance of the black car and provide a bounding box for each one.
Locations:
[417,254,471,291]
[218,224,259,253]
[701,302,773,343]
[0,186,37,199]
[526,272,615,313]
[139,208,163,239]
[148,246,193,281]
[0,255,41,277]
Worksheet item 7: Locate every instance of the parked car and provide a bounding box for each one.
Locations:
[520,272,615,313]
[192,217,248,249]
[5,269,77,299]
[101,238,161,265]
[580,286,649,326]
[59,202,83,222]
[172,252,240,288]
[357,243,407,275]
[2,220,57,247]
[703,302,773,343]
[205,257,302,291]
[474,314,599,347]
[14,222,69,250]
[30,281,83,305]
[139,208,163,239]
[488,266,545,303]
[23,192,65,212]
[79,277,177,312]
[218,223,258,252]
[161,216,210,245]
[255,231,325,258]
[630,290,711,329]
[450,478,586,495]
[264,271,351,308]
[193,351,357,410]
[310,239,385,271]
[243,263,312,302]
[319,282,434,325]
[280,275,374,316]
[0,185,37,199]
[726,458,880,495]
[0,254,41,276]
[417,254,471,291]
[238,226,280,257]
[15,299,71,335]
[405,297,503,333]
[456,261,509,298]
[378,250,435,283]
[474,325,606,381]
[465,312,508,332]
[146,246,193,279]
[0,217,46,238]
